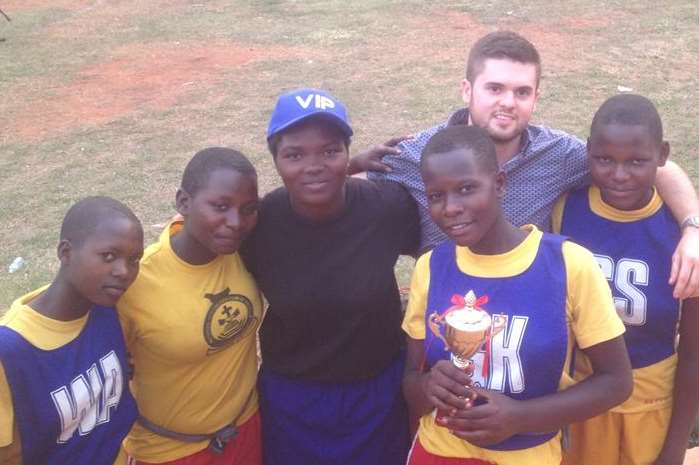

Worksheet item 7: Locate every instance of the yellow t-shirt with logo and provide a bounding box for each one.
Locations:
[402,226,625,465]
[552,187,692,414]
[0,286,91,465]
[118,222,263,462]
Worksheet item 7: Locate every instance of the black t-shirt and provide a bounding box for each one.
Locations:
[241,178,420,383]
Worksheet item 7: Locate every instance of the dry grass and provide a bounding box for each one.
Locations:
[2,0,697,300]
[3,0,695,304]
[0,3,697,296]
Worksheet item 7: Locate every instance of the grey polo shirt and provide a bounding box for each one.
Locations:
[368,109,589,253]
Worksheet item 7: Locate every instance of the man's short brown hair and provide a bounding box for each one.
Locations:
[466,31,541,86]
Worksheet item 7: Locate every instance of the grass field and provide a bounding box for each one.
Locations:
[1,0,698,445]
[1,0,697,307]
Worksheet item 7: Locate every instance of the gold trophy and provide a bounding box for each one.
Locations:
[428,290,506,373]
[429,290,506,423]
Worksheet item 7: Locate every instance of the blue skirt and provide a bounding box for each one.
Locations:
[259,352,410,465]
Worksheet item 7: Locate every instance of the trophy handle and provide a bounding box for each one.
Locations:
[490,314,507,338]
[428,312,449,350]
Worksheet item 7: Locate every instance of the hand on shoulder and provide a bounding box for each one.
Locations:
[670,226,699,299]
[347,136,412,175]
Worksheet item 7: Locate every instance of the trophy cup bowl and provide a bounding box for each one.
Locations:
[427,291,506,426]
[430,310,491,370]
[429,307,501,371]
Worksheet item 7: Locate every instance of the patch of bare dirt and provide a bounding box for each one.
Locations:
[399,10,489,63]
[515,25,584,73]
[397,9,630,75]
[3,41,312,142]
[562,15,615,30]
[394,10,585,74]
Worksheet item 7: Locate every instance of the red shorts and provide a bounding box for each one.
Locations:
[407,437,494,465]
[131,411,262,465]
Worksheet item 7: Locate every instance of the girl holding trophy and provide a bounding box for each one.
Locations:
[402,125,633,465]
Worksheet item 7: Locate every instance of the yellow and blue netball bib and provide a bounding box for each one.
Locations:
[560,187,680,369]
[424,235,568,451]
[0,307,137,465]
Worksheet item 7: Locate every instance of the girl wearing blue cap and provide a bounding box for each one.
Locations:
[241,88,420,465]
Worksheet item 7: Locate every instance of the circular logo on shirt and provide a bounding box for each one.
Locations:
[203,288,257,354]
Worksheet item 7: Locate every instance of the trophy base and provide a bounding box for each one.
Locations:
[450,355,474,374]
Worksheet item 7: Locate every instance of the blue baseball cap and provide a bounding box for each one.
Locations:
[267,88,353,141]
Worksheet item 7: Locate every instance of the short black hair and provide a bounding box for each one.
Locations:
[60,196,141,247]
[466,31,541,86]
[181,147,257,195]
[421,125,499,174]
[267,115,351,158]
[590,94,663,146]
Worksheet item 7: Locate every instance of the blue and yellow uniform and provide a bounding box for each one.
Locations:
[554,186,683,465]
[403,225,624,465]
[0,287,138,465]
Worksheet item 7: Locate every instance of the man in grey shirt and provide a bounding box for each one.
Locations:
[350,30,699,298]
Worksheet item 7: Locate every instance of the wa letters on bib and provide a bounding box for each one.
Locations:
[0,307,137,465]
